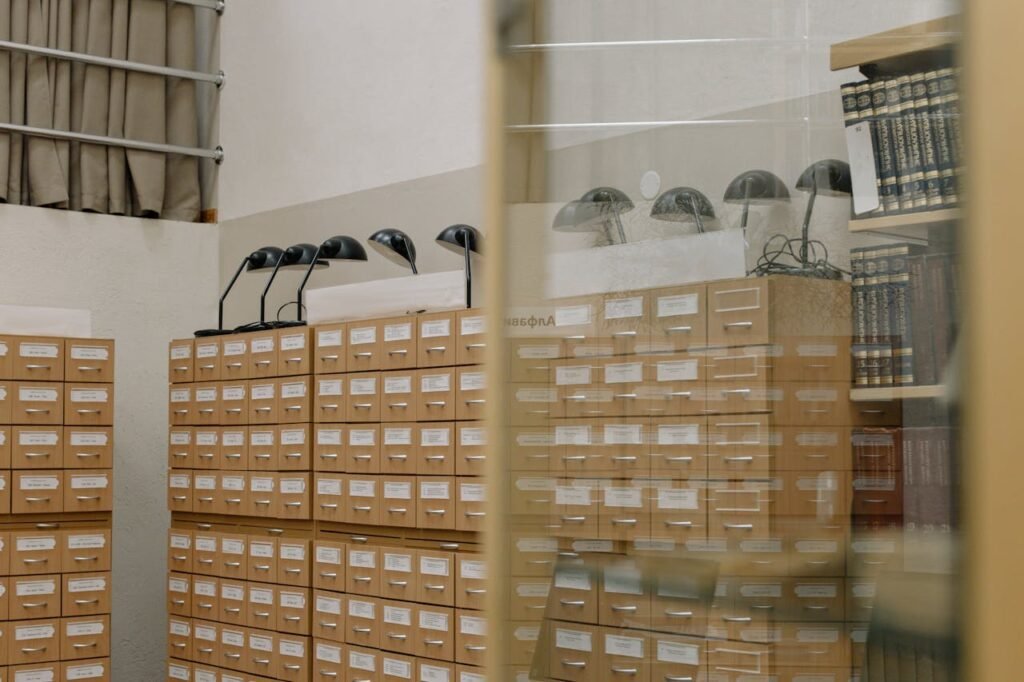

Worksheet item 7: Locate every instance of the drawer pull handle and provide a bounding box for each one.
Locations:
[862,498,888,504]
[665,677,694,682]
[611,604,638,612]
[197,647,214,654]
[425,509,447,515]
[197,497,214,503]
[803,605,830,610]
[751,603,775,609]
[224,653,241,659]
[320,503,339,510]
[73,642,99,649]
[808,363,831,369]
[253,658,271,665]
[354,352,374,358]
[198,559,214,565]
[388,454,408,461]
[559,599,586,607]
[320,672,339,678]
[424,639,446,646]
[173,366,189,372]
[614,393,638,400]
[255,407,273,413]
[254,499,272,506]
[389,402,409,408]
[254,453,272,459]
[320,620,338,628]
[564,395,587,402]
[353,627,373,633]
[426,346,448,353]
[389,580,408,587]
[612,330,638,337]
[667,325,693,333]
[465,511,486,518]
[197,409,214,415]
[352,576,373,583]
[561,660,587,669]
[424,584,446,591]
[225,408,242,414]
[171,642,187,649]
[321,404,339,410]
[426,401,447,407]
[563,334,587,341]
[860,409,885,414]
[611,455,637,462]
[20,647,47,653]
[224,453,242,459]
[665,520,693,527]
[285,405,303,411]
[24,364,52,370]
[388,507,408,514]
[74,555,100,563]
[805,408,830,414]
[669,391,693,397]
[612,667,639,675]
[561,516,587,523]
[224,561,241,567]
[465,455,486,461]
[723,456,755,463]
[284,452,303,459]
[722,615,752,622]
[253,564,271,571]
[563,455,587,461]
[226,362,243,368]
[321,354,339,361]
[319,571,338,579]
[224,607,240,613]
[24,497,51,503]
[171,453,188,458]
[354,403,374,409]
[466,588,486,594]
[23,452,50,458]
[24,409,51,414]
[284,616,301,622]
[352,454,373,461]
[723,321,754,329]
[387,633,407,640]
[320,453,338,459]
[255,360,273,366]
[284,502,303,507]
[663,455,693,462]
[425,455,446,462]
[665,610,693,617]
[611,518,638,525]
[285,357,304,364]
[254,611,271,618]
[721,388,751,396]
[198,452,215,459]
[465,645,487,652]
[388,349,409,355]
[76,495,102,501]
[724,523,754,530]
[171,599,185,606]
[465,399,486,404]
[173,409,188,415]
[352,505,373,512]
[21,602,47,608]
[171,495,188,501]
[465,343,487,349]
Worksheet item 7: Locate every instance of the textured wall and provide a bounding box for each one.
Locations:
[0,204,219,681]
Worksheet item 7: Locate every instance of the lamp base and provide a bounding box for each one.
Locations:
[194,328,234,338]
[272,320,307,329]
[760,264,844,281]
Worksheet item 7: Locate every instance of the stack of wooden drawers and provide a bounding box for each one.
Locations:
[506,276,894,682]
[166,311,488,682]
[0,335,115,682]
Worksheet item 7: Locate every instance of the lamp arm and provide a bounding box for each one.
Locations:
[400,236,418,274]
[741,178,752,230]
[612,212,627,244]
[295,245,324,323]
[260,257,287,324]
[800,183,818,267]
[219,256,249,330]
[464,240,472,309]
[690,196,705,234]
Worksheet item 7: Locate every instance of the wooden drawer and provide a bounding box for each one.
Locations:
[249,332,279,379]
[851,473,903,517]
[0,426,10,469]
[348,321,383,371]
[192,576,219,619]
[279,474,312,520]
[192,429,219,469]
[9,619,60,665]
[347,373,381,422]
[599,627,651,682]
[381,317,418,370]
[313,638,347,678]
[706,415,773,477]
[219,473,248,516]
[62,657,111,681]
[456,480,487,532]
[599,483,652,541]
[248,428,278,471]
[381,425,416,475]
[314,475,345,523]
[167,619,192,662]
[12,427,62,469]
[169,386,192,427]
[192,474,218,515]
[12,471,63,514]
[314,426,345,473]
[63,529,111,574]
[456,423,487,476]
[417,478,455,531]
[247,474,276,517]
[313,541,346,592]
[707,279,770,348]
[220,383,248,426]
[0,335,8,379]
[553,479,599,538]
[790,579,846,622]
[278,539,312,587]
[249,380,279,425]
[192,533,217,576]
[598,558,653,630]
[169,339,195,383]
[381,372,416,422]
[601,358,650,418]
[13,383,63,425]
[508,383,561,426]
[65,427,113,469]
[220,428,248,471]
[456,310,487,366]
[599,292,650,356]
[707,638,773,677]
[219,533,248,580]
[380,600,416,656]
[192,383,220,428]
[10,574,60,620]
[381,549,417,602]
[548,564,599,624]
[417,424,454,476]
[66,340,115,383]
[13,338,65,382]
[194,340,222,382]
[651,634,704,682]
[649,285,707,353]
[220,335,250,381]
[219,580,246,626]
[313,591,346,643]
[415,605,454,661]
[418,313,457,368]
[246,628,278,678]
[547,623,599,682]
[277,587,311,635]
[0,382,10,424]
[647,353,707,417]
[279,377,312,424]
[247,583,277,630]
[346,645,380,682]
[347,426,381,474]
[382,478,417,529]
[277,634,311,681]
[168,472,193,513]
[279,425,312,471]
[417,370,456,422]
[247,537,278,583]
[456,555,487,611]
[63,470,113,513]
[346,597,380,649]
[345,476,381,526]
[456,367,486,421]
[315,324,347,374]
[649,417,706,479]
[168,530,192,573]
[278,328,313,376]
[219,626,247,672]
[416,551,455,607]
[651,479,707,545]
[64,572,111,618]
[0,472,10,514]
[315,375,347,423]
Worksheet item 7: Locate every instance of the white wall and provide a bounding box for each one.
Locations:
[217,0,485,221]
[0,205,219,681]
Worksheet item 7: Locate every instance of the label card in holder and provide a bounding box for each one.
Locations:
[350,327,377,345]
[421,374,451,392]
[461,316,485,335]
[384,323,413,342]
[605,296,643,319]
[658,293,699,317]
[70,346,109,361]
[421,320,451,338]
[555,305,592,327]
[318,329,343,347]
[20,343,59,359]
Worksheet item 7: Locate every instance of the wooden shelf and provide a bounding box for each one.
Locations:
[831,15,960,75]
[849,207,960,240]
[850,384,946,401]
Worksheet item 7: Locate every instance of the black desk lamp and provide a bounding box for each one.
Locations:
[723,170,790,229]
[553,187,634,244]
[292,236,368,324]
[369,229,419,273]
[195,246,284,337]
[650,187,716,234]
[436,224,482,308]
[255,243,327,328]
[795,159,852,269]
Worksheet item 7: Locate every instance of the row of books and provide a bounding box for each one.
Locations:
[851,244,958,387]
[841,68,962,216]
[854,426,954,532]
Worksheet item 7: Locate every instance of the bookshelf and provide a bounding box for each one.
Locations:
[849,207,960,239]
[831,15,960,75]
[850,384,946,401]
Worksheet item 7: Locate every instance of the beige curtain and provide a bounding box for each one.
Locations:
[0,0,202,221]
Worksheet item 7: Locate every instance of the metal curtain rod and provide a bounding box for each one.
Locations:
[173,0,226,13]
[0,39,225,87]
[0,122,225,163]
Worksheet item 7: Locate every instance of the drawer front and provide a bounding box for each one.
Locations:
[220,336,250,381]
[168,530,192,573]
[278,540,312,587]
[508,382,562,426]
[192,534,218,576]
[600,484,652,541]
[381,425,416,475]
[220,428,248,471]
[314,426,345,473]
[416,552,455,607]
[169,340,195,384]
[169,386,191,426]
[650,634,704,682]
[192,383,220,427]
[417,478,455,531]
[279,377,312,424]
[219,626,247,670]
[248,538,278,583]
[347,426,381,474]
[0,426,10,469]
[168,619,192,661]
[553,479,599,538]
[315,375,347,423]
[380,600,415,655]
[649,285,707,353]
[783,471,848,519]
[705,379,774,416]
[599,561,653,630]
[649,418,706,478]
[277,588,311,635]
[65,427,113,469]
[508,340,558,384]
[706,415,773,477]
[246,629,279,677]
[277,635,311,681]
[851,474,903,517]
[418,424,455,476]
[315,324,347,375]
[647,354,707,417]
[314,475,346,523]
[249,333,279,378]
[66,340,115,383]
[600,628,651,681]
[417,370,456,422]
[381,372,416,423]
[790,579,846,622]
[707,638,773,677]
[381,318,418,370]
[63,530,111,574]
[192,474,218,515]
[345,477,381,526]
[13,427,62,469]
[193,429,219,469]
[707,280,770,348]
[13,338,65,382]
[13,383,64,425]
[279,426,312,471]
[248,381,278,425]
[600,293,650,356]
[10,619,60,665]
[10,575,60,620]
[777,336,852,383]
[456,311,487,366]
[548,624,599,682]
[168,472,193,513]
[194,341,222,382]
[346,597,380,649]
[852,399,903,426]
[219,580,246,625]
[382,478,417,529]
[650,481,707,544]
[64,572,111,618]
[346,646,380,682]
[247,474,276,517]
[418,313,457,368]
[456,555,487,610]
[191,577,219,619]
[415,606,454,660]
[248,429,278,471]
[247,583,277,629]
[278,328,313,376]
[456,423,487,476]
[381,550,417,602]
[0,472,10,514]
[314,541,346,592]
[347,373,382,422]
[549,564,599,624]
[220,384,248,426]
[348,322,383,372]
[783,383,852,426]
[314,591,346,642]
[456,367,487,421]
[508,580,550,622]
[456,481,487,533]
[219,534,248,580]
[64,470,113,513]
[13,471,63,514]
[782,426,851,471]
[62,657,111,681]
[278,474,312,520]
[601,358,650,418]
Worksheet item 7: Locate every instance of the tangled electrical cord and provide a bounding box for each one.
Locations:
[749,233,848,280]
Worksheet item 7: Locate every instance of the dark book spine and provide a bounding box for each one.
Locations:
[887,78,913,213]
[927,254,954,382]
[876,247,894,387]
[926,70,958,206]
[940,67,964,170]
[851,248,868,386]
[899,74,928,210]
[904,427,922,532]
[891,269,913,385]
[907,254,937,386]
[912,72,943,209]
[871,78,900,214]
[863,249,883,386]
